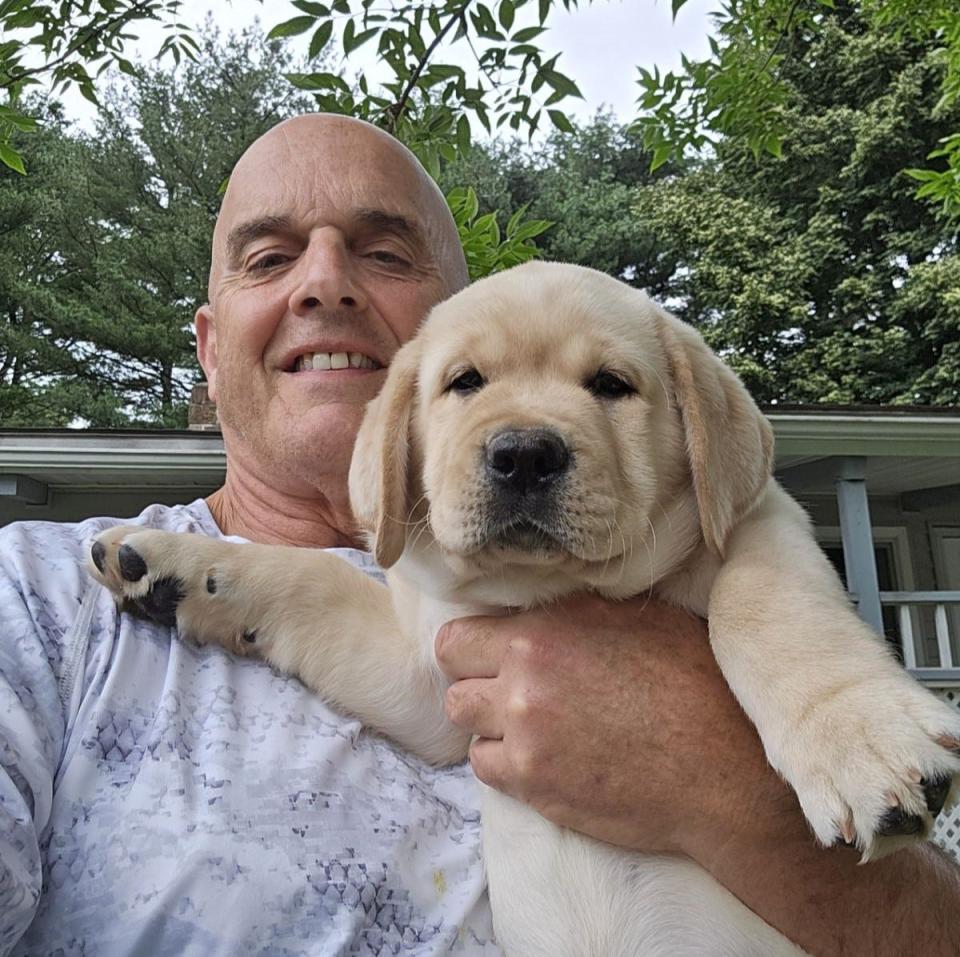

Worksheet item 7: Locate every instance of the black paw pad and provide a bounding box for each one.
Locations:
[922,774,952,816]
[832,834,856,849]
[126,576,185,627]
[118,544,148,582]
[877,806,925,837]
[243,630,257,644]
[91,541,106,573]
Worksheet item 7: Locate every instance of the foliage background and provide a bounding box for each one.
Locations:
[1,0,958,426]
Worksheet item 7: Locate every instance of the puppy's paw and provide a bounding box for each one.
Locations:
[87,526,260,653]
[777,674,960,861]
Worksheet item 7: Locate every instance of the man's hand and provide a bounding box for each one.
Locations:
[435,592,960,956]
[435,592,788,859]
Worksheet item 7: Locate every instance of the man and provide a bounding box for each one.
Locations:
[1,113,957,956]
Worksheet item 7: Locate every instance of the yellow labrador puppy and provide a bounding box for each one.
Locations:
[90,262,960,955]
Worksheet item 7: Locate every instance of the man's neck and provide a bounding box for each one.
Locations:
[206,466,362,549]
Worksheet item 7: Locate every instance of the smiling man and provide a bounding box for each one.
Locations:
[197,116,467,547]
[1,113,958,957]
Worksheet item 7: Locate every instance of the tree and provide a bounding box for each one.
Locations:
[260,0,960,222]
[1,0,196,174]
[634,6,960,404]
[0,104,109,424]
[439,112,679,294]
[0,26,312,427]
[636,0,960,218]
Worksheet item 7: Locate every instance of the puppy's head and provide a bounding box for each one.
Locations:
[349,262,773,594]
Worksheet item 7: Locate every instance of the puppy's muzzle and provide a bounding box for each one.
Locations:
[485,428,570,497]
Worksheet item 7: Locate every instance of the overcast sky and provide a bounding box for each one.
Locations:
[56,0,715,130]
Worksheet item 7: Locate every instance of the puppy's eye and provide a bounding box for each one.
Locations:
[587,370,635,400]
[446,368,485,395]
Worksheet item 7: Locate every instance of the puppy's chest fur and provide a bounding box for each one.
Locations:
[384,536,806,957]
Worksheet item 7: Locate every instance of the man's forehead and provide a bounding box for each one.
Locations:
[206,114,467,296]
[215,150,429,252]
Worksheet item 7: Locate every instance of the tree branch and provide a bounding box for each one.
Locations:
[384,2,468,131]
[6,0,158,89]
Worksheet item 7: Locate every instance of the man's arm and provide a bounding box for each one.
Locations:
[435,593,960,956]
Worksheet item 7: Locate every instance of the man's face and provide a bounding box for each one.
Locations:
[197,117,460,493]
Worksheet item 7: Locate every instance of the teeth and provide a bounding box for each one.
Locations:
[296,352,379,371]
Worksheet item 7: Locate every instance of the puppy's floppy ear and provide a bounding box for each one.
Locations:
[654,309,774,557]
[348,339,423,568]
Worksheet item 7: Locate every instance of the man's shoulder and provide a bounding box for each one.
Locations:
[0,498,220,598]
[2,498,219,551]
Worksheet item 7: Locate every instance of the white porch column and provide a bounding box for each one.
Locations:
[835,456,884,634]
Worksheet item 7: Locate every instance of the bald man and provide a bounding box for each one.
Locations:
[1,114,958,957]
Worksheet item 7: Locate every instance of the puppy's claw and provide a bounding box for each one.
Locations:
[937,734,960,756]
[118,544,148,582]
[835,814,856,848]
[922,773,952,816]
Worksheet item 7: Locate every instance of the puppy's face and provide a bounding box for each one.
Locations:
[412,268,687,579]
[349,262,773,597]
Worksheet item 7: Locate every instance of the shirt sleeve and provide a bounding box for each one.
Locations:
[0,521,80,954]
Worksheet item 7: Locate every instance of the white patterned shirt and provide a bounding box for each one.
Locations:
[0,500,499,956]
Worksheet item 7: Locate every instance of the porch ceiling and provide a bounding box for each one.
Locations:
[776,455,960,496]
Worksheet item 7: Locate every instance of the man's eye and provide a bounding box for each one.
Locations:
[248,253,290,272]
[367,249,407,265]
[587,370,636,400]
[445,368,485,394]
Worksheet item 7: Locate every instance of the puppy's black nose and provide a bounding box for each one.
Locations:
[485,429,570,494]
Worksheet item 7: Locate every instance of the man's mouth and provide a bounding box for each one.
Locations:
[291,351,382,372]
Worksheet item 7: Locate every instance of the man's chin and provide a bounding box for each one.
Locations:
[220,400,365,488]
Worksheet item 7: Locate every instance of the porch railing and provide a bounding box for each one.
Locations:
[880,591,960,684]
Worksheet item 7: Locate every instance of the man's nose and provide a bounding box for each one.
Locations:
[289,233,368,316]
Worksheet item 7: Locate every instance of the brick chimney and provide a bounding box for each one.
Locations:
[188,382,220,431]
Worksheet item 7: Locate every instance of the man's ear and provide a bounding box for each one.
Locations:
[654,308,774,557]
[195,304,219,401]
[348,339,423,569]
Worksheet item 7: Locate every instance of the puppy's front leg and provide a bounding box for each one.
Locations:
[704,482,960,860]
[88,526,469,766]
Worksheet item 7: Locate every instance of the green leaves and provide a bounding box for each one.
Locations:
[268,16,318,39]
[0,139,25,174]
[905,134,960,219]
[309,21,334,59]
[1,0,198,174]
[265,0,585,176]
[632,0,960,220]
[447,185,552,280]
[1,26,312,427]
[547,109,573,133]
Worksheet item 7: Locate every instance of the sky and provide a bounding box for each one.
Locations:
[54,0,715,131]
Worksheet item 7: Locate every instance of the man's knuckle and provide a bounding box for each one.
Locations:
[444,684,468,725]
[510,742,539,781]
[506,689,532,723]
[469,744,500,788]
[434,621,457,662]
